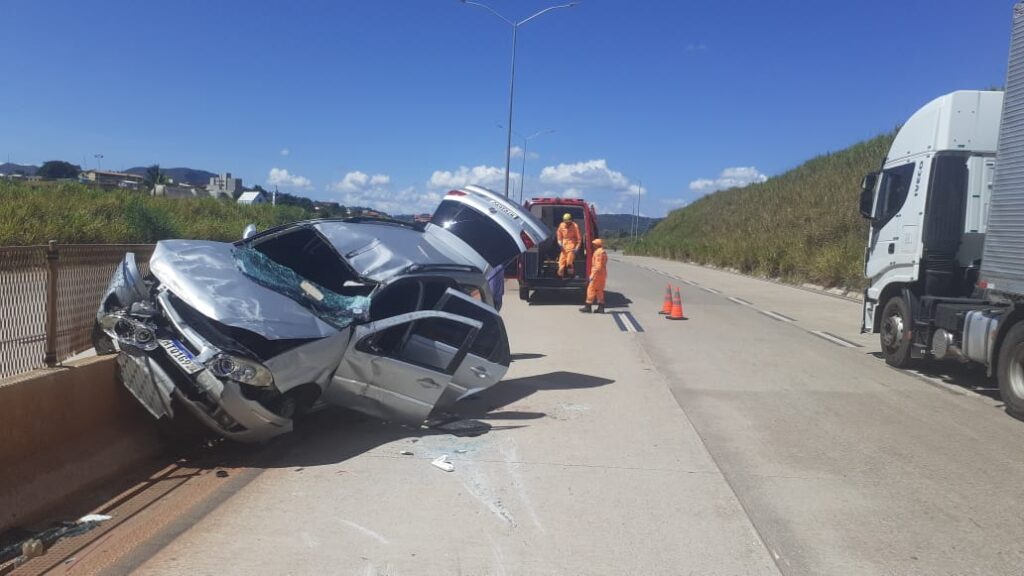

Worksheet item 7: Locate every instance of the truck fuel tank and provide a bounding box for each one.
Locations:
[962,309,1002,365]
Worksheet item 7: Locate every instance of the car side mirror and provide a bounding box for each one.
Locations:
[242,223,257,239]
[859,172,878,219]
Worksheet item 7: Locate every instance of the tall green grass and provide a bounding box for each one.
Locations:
[628,132,896,290]
[0,181,313,245]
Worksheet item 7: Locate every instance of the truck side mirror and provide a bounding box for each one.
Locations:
[859,172,878,219]
[242,223,257,239]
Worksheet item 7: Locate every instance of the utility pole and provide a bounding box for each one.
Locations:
[633,180,642,241]
[460,1,578,197]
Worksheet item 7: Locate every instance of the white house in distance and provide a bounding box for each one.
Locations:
[237,190,267,205]
[207,172,242,198]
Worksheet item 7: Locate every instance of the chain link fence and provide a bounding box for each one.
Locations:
[0,243,155,381]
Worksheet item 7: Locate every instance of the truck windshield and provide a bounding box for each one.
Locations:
[874,162,915,227]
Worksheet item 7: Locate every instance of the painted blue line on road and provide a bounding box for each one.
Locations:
[623,311,644,333]
[611,313,628,332]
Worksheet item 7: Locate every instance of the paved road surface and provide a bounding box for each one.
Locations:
[33,254,1024,575]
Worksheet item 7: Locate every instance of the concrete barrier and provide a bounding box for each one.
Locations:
[0,355,163,533]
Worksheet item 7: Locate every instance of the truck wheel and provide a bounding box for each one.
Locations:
[880,296,913,368]
[997,323,1024,417]
[519,287,530,301]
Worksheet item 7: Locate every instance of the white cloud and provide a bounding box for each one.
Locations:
[280,148,290,156]
[267,167,311,188]
[509,146,540,160]
[688,166,767,193]
[536,158,648,213]
[331,170,392,193]
[685,43,708,53]
[330,170,439,214]
[428,164,516,191]
[539,159,631,191]
[662,198,688,208]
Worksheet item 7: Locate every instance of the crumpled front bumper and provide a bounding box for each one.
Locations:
[118,349,292,442]
[96,253,293,442]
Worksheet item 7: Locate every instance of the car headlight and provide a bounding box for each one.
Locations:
[99,314,159,351]
[206,354,274,388]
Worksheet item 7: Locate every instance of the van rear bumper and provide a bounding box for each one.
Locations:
[519,278,589,290]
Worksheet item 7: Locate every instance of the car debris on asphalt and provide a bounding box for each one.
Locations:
[431,455,455,472]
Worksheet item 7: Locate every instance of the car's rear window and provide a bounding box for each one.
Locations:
[431,200,519,268]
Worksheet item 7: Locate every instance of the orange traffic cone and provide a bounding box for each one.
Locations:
[665,288,686,320]
[659,284,673,314]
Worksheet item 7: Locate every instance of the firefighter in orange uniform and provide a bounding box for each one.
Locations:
[580,238,607,314]
[556,213,581,278]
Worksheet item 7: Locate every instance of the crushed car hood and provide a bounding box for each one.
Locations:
[149,240,340,340]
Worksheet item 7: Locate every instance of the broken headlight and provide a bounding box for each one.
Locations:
[206,354,274,388]
[99,314,159,352]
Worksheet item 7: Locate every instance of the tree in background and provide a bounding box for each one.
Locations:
[36,160,81,180]
[143,165,167,189]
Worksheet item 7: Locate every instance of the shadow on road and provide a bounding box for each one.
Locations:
[528,290,632,309]
[253,370,616,469]
[510,352,546,362]
[867,351,1001,401]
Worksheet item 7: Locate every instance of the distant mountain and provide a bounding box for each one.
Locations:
[597,213,662,236]
[125,166,217,186]
[0,163,38,176]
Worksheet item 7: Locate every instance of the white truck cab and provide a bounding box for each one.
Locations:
[861,91,1001,360]
[861,3,1024,418]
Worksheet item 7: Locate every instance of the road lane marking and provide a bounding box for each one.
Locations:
[759,310,796,323]
[611,313,628,332]
[700,286,721,294]
[728,296,754,307]
[610,311,644,333]
[810,330,862,348]
[622,311,644,333]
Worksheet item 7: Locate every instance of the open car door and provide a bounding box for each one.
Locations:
[325,310,482,425]
[430,288,511,406]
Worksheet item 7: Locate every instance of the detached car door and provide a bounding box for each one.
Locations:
[325,310,482,425]
[431,288,511,405]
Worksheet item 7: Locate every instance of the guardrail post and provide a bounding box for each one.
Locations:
[44,240,59,367]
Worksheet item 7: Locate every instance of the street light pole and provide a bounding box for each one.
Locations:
[461,1,578,197]
[518,129,555,203]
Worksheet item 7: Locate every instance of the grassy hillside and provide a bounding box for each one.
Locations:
[0,181,312,245]
[629,132,896,290]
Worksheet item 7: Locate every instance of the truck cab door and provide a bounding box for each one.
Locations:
[863,160,923,331]
[431,288,511,407]
[325,310,482,425]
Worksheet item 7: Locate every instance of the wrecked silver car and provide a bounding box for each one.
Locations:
[93,185,549,442]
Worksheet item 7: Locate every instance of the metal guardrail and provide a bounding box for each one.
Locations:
[0,243,154,380]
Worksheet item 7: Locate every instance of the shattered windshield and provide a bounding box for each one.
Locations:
[233,246,370,330]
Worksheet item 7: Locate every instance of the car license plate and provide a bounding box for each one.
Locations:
[158,338,203,374]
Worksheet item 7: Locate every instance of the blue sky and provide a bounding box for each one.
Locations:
[0,0,1014,216]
